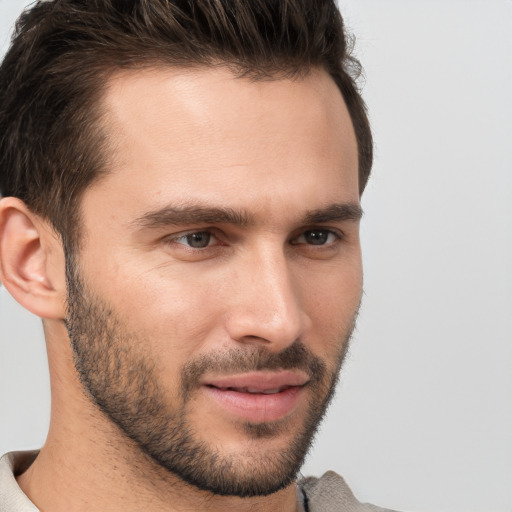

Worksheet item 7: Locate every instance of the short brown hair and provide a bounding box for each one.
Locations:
[0,0,372,244]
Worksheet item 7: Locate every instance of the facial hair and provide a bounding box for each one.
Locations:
[64,263,356,498]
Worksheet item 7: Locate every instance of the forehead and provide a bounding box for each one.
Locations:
[86,66,358,223]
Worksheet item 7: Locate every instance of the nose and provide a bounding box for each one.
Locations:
[224,246,311,351]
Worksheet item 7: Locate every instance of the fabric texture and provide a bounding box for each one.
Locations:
[0,452,39,512]
[298,471,398,512]
[0,451,397,511]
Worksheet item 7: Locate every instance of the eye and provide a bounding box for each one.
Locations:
[293,229,340,246]
[173,231,215,249]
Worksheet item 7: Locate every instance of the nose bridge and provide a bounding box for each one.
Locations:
[226,242,309,349]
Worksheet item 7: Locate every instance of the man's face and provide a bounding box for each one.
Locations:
[65,67,362,497]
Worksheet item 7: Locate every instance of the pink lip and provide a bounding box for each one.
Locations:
[201,371,309,423]
[203,370,309,391]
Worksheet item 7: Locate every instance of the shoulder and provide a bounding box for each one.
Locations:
[0,451,39,511]
[298,471,400,512]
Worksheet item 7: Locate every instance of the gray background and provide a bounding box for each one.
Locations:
[1,1,511,511]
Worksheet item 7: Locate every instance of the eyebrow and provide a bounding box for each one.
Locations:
[302,203,363,224]
[133,202,362,229]
[133,204,251,229]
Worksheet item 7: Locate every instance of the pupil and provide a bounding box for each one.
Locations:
[305,230,328,245]
[186,232,210,248]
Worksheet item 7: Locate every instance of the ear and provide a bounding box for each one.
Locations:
[0,197,67,319]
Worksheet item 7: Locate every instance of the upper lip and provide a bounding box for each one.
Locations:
[202,370,309,392]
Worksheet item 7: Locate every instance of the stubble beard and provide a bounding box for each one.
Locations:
[64,262,356,498]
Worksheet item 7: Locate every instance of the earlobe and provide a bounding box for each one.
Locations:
[0,197,67,319]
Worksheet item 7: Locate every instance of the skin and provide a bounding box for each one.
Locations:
[0,66,361,511]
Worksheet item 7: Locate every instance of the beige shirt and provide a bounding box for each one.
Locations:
[0,451,397,511]
[0,452,38,511]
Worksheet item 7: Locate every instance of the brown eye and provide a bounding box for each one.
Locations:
[304,230,329,245]
[294,229,339,246]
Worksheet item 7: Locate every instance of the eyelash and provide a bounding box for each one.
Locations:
[168,228,343,250]
[291,229,342,246]
[171,231,218,249]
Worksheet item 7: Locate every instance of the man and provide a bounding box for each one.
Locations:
[0,1,394,510]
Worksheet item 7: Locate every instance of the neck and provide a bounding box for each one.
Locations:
[16,322,300,512]
[17,399,299,512]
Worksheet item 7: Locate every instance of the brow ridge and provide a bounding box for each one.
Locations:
[133,204,251,228]
[302,203,363,224]
[133,202,362,229]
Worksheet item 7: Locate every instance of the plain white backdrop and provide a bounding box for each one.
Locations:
[0,1,511,511]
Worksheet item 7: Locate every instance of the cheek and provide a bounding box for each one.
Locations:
[300,259,362,341]
[84,257,223,368]
[113,275,222,400]
[130,277,220,347]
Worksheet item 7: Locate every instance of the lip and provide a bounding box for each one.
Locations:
[203,370,309,391]
[201,370,309,423]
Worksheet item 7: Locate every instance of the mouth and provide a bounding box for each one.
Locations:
[207,385,294,395]
[200,371,309,423]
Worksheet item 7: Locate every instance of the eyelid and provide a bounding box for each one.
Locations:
[290,227,344,245]
[166,228,221,248]
[163,226,345,248]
